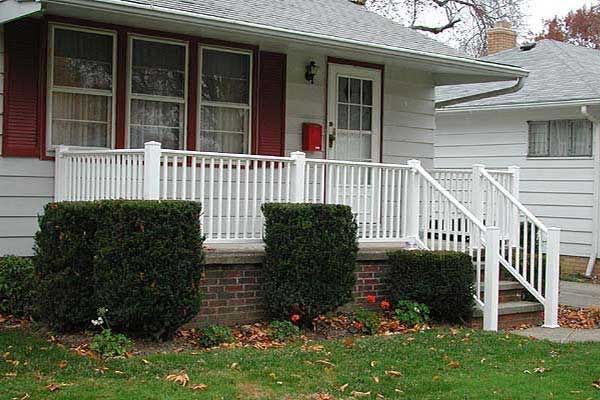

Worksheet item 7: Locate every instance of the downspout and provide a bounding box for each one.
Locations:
[435,77,526,109]
[581,105,600,277]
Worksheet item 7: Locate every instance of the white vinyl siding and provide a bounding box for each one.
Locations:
[528,119,593,157]
[0,25,4,155]
[435,106,595,257]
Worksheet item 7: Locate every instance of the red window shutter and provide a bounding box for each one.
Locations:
[2,19,41,157]
[257,51,286,156]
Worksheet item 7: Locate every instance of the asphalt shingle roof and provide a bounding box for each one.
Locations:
[113,0,469,59]
[436,39,600,108]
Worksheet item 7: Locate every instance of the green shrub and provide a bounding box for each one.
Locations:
[34,200,204,339]
[199,325,234,348]
[269,321,301,341]
[387,250,474,323]
[394,300,430,327]
[34,203,100,330]
[262,203,358,323]
[0,256,36,317]
[90,329,132,358]
[353,309,381,335]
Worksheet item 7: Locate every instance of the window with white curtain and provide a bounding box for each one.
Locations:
[128,37,187,149]
[48,25,115,149]
[199,47,252,153]
[528,120,593,157]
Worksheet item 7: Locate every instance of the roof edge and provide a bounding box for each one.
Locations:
[42,0,529,81]
[436,98,600,113]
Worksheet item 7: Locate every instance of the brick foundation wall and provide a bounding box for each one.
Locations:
[560,255,600,277]
[193,257,391,327]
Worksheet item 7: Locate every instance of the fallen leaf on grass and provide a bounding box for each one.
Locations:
[343,338,355,348]
[5,372,17,378]
[373,376,380,383]
[592,379,600,390]
[315,359,335,368]
[19,394,30,400]
[141,359,150,365]
[448,360,460,369]
[350,390,371,397]
[370,360,377,367]
[165,372,189,386]
[384,370,402,377]
[58,360,68,369]
[191,384,208,391]
[339,383,349,392]
[45,383,61,392]
[313,393,335,400]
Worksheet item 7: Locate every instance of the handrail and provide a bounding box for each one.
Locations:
[307,158,412,169]
[160,149,293,162]
[414,164,487,232]
[479,168,548,234]
[61,148,144,155]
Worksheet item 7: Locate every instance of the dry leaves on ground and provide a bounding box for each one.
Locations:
[165,372,189,386]
[559,305,600,329]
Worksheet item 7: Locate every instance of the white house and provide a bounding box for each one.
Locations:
[1,0,568,329]
[435,23,600,277]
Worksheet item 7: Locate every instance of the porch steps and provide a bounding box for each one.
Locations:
[471,276,544,330]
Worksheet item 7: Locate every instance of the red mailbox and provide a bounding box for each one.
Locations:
[302,123,323,152]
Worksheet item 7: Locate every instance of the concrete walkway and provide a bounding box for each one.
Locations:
[512,327,600,343]
[560,281,600,307]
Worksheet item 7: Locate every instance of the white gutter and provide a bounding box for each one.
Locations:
[437,98,600,113]
[435,77,525,109]
[43,0,528,80]
[582,105,600,277]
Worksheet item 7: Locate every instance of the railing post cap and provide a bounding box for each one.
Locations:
[548,227,561,232]
[407,159,421,167]
[290,151,306,159]
[144,141,162,148]
[508,165,520,171]
[472,164,485,169]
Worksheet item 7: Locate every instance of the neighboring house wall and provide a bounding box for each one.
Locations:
[435,106,596,258]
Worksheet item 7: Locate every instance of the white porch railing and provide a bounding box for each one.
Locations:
[54,142,561,331]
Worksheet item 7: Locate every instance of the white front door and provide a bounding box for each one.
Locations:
[326,63,381,162]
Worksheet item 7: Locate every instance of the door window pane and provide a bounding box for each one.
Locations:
[337,104,348,129]
[349,105,361,130]
[349,78,361,104]
[199,48,252,153]
[49,27,114,149]
[338,77,349,103]
[361,107,372,131]
[362,80,372,105]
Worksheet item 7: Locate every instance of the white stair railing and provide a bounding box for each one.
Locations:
[478,169,560,328]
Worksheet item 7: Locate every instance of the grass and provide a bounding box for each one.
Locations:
[2,327,600,399]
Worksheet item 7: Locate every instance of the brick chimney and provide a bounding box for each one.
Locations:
[487,21,517,55]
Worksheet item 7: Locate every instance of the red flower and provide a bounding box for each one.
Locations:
[380,300,391,310]
[290,314,301,323]
[366,294,377,304]
[353,321,364,330]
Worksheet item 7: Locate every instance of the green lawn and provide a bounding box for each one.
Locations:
[1,327,600,399]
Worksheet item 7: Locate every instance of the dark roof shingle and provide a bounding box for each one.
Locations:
[112,0,469,59]
[436,40,600,108]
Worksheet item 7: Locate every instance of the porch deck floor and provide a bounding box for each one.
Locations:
[203,241,414,264]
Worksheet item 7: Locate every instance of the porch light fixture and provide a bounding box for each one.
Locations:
[305,61,319,84]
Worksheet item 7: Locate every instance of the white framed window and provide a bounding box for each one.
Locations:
[528,119,593,157]
[127,35,188,149]
[47,24,116,150]
[198,46,253,153]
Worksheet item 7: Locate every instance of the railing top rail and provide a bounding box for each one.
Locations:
[60,148,144,156]
[480,168,548,234]
[414,164,487,232]
[432,168,472,173]
[160,149,293,162]
[487,170,514,175]
[306,158,411,169]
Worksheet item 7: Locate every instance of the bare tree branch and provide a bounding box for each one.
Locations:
[410,19,462,34]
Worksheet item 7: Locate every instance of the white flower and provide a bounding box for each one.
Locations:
[91,317,104,326]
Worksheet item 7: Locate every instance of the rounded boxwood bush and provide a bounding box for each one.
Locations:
[34,200,204,339]
[386,250,474,323]
[262,203,358,323]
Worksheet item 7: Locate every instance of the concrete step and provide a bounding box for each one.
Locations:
[480,281,525,303]
[471,301,544,330]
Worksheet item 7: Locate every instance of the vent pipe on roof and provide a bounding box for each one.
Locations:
[487,21,518,55]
